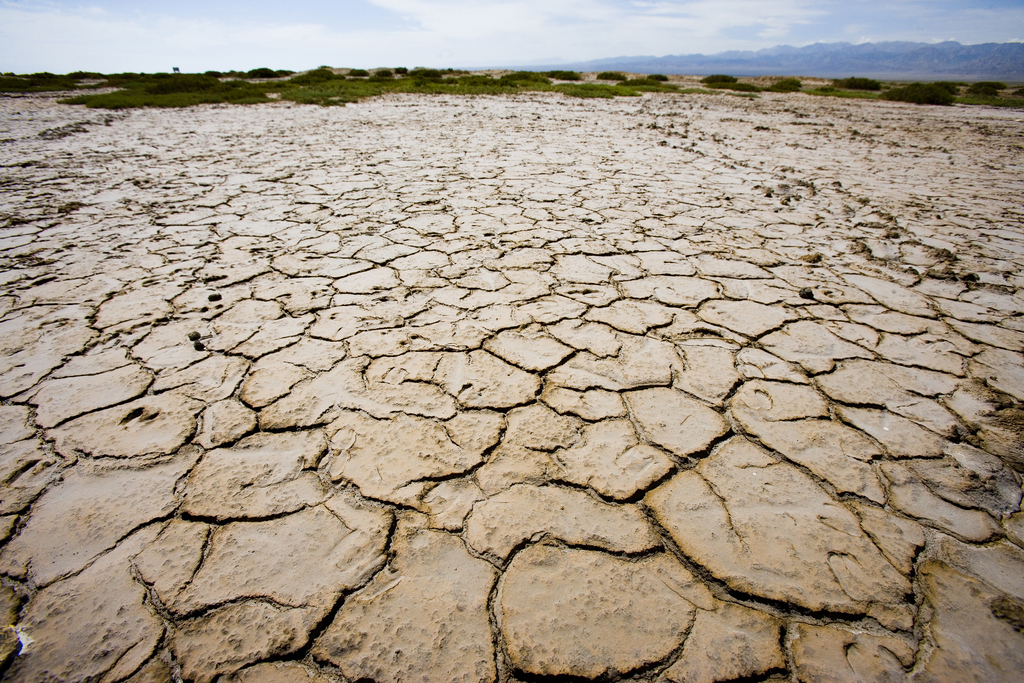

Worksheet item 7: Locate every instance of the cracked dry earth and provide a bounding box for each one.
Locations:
[0,89,1023,683]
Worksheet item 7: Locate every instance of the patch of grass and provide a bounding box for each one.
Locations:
[409,68,444,79]
[932,81,963,95]
[767,78,802,92]
[543,70,581,81]
[882,83,955,105]
[288,68,344,85]
[597,71,628,81]
[804,88,881,99]
[701,74,737,84]
[833,77,881,90]
[954,95,1024,109]
[498,71,551,86]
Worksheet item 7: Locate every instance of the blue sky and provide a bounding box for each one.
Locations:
[1,1,1022,73]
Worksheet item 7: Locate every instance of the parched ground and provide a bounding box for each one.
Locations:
[0,88,1023,683]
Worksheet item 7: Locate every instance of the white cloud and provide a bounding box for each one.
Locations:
[0,0,1018,73]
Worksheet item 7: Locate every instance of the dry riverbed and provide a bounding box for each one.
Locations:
[0,89,1023,682]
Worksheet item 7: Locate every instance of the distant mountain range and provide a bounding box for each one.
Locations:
[505,41,1024,81]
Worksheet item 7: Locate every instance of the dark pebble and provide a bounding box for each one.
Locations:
[799,287,815,300]
[208,293,222,302]
[193,341,206,351]
[187,331,200,341]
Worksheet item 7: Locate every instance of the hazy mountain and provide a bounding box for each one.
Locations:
[505,41,1024,81]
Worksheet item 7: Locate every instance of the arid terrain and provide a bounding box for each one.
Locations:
[0,88,1023,682]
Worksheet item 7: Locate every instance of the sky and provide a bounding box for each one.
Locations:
[1,0,1022,73]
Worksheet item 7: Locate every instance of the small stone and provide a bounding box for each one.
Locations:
[464,483,660,561]
[187,331,201,341]
[193,341,205,351]
[207,293,222,302]
[799,287,815,299]
[501,546,705,679]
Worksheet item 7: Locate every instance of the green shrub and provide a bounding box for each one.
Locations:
[204,71,223,78]
[0,72,80,92]
[458,75,498,86]
[394,67,408,75]
[409,68,443,79]
[648,74,668,81]
[1014,87,1024,97]
[347,69,369,77]
[68,71,103,80]
[544,70,581,81]
[833,77,881,90]
[967,81,1006,96]
[701,74,736,84]
[373,69,393,78]
[276,70,295,77]
[932,81,962,95]
[597,71,628,81]
[288,68,339,85]
[767,78,802,92]
[499,71,550,85]
[882,83,954,105]
[247,68,278,79]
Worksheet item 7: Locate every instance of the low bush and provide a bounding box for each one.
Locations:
[544,70,581,81]
[834,77,881,90]
[767,78,802,92]
[394,67,408,74]
[373,69,393,78]
[701,74,736,84]
[0,72,80,92]
[648,74,669,81]
[247,68,278,79]
[347,69,369,77]
[882,83,954,105]
[499,71,550,85]
[409,68,443,79]
[967,81,1006,97]
[288,68,340,85]
[597,71,628,81]
[932,81,962,95]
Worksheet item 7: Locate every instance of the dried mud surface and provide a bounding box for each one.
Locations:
[1,90,1023,682]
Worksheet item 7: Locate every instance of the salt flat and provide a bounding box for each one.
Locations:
[0,89,1023,682]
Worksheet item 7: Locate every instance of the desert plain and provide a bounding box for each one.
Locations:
[0,86,1023,682]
